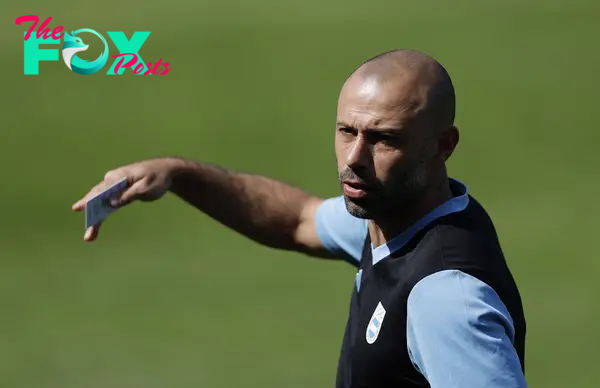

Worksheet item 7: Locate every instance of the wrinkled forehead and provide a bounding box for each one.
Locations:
[337,73,426,130]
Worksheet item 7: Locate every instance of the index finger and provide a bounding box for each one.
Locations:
[72,181,111,211]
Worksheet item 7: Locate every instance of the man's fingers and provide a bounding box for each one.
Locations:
[73,169,138,242]
[72,200,84,211]
[72,188,97,211]
[84,224,101,242]
[110,179,147,208]
[72,181,112,211]
[72,175,130,211]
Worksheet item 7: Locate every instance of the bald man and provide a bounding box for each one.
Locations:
[73,50,527,388]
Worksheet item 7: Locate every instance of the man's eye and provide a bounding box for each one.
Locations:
[371,133,400,147]
[338,127,356,135]
[372,133,392,141]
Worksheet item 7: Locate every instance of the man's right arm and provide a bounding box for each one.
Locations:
[167,158,333,257]
[72,157,367,262]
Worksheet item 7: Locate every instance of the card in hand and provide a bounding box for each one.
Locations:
[85,178,129,228]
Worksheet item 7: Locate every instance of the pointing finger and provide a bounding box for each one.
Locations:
[72,181,112,211]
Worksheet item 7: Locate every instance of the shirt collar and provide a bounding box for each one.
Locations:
[371,178,470,266]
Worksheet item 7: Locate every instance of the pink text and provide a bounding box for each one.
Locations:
[111,53,171,75]
[16,15,64,41]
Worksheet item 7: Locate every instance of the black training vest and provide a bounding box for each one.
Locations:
[335,190,526,388]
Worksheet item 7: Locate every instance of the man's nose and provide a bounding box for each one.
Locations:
[346,134,371,169]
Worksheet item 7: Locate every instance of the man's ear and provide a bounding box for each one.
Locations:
[439,125,459,161]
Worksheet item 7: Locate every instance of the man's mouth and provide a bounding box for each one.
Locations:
[342,180,369,199]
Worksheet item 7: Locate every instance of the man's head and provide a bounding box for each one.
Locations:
[336,49,459,219]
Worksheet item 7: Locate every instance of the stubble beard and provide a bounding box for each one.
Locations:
[341,158,431,220]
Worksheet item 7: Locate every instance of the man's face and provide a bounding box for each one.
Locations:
[335,74,438,219]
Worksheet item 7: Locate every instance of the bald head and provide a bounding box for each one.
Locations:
[335,50,460,220]
[346,49,456,130]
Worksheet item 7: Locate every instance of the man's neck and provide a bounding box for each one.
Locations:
[368,178,453,249]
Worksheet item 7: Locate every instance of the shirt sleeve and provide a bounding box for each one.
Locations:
[314,196,368,264]
[406,269,527,388]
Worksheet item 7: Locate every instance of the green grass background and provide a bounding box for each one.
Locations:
[1,0,599,386]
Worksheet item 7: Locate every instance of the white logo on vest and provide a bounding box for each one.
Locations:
[366,302,386,344]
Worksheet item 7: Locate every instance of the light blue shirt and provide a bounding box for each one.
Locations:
[315,179,527,387]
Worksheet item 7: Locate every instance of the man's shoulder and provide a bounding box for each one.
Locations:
[315,196,369,263]
[398,205,524,328]
[385,198,508,290]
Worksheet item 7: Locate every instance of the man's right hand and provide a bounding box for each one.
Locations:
[71,156,337,260]
[72,157,183,242]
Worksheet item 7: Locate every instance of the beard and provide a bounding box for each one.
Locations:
[339,156,431,219]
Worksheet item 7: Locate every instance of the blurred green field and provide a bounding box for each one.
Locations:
[1,0,599,386]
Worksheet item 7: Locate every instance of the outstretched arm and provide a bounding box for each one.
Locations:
[72,157,335,258]
[168,158,331,256]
